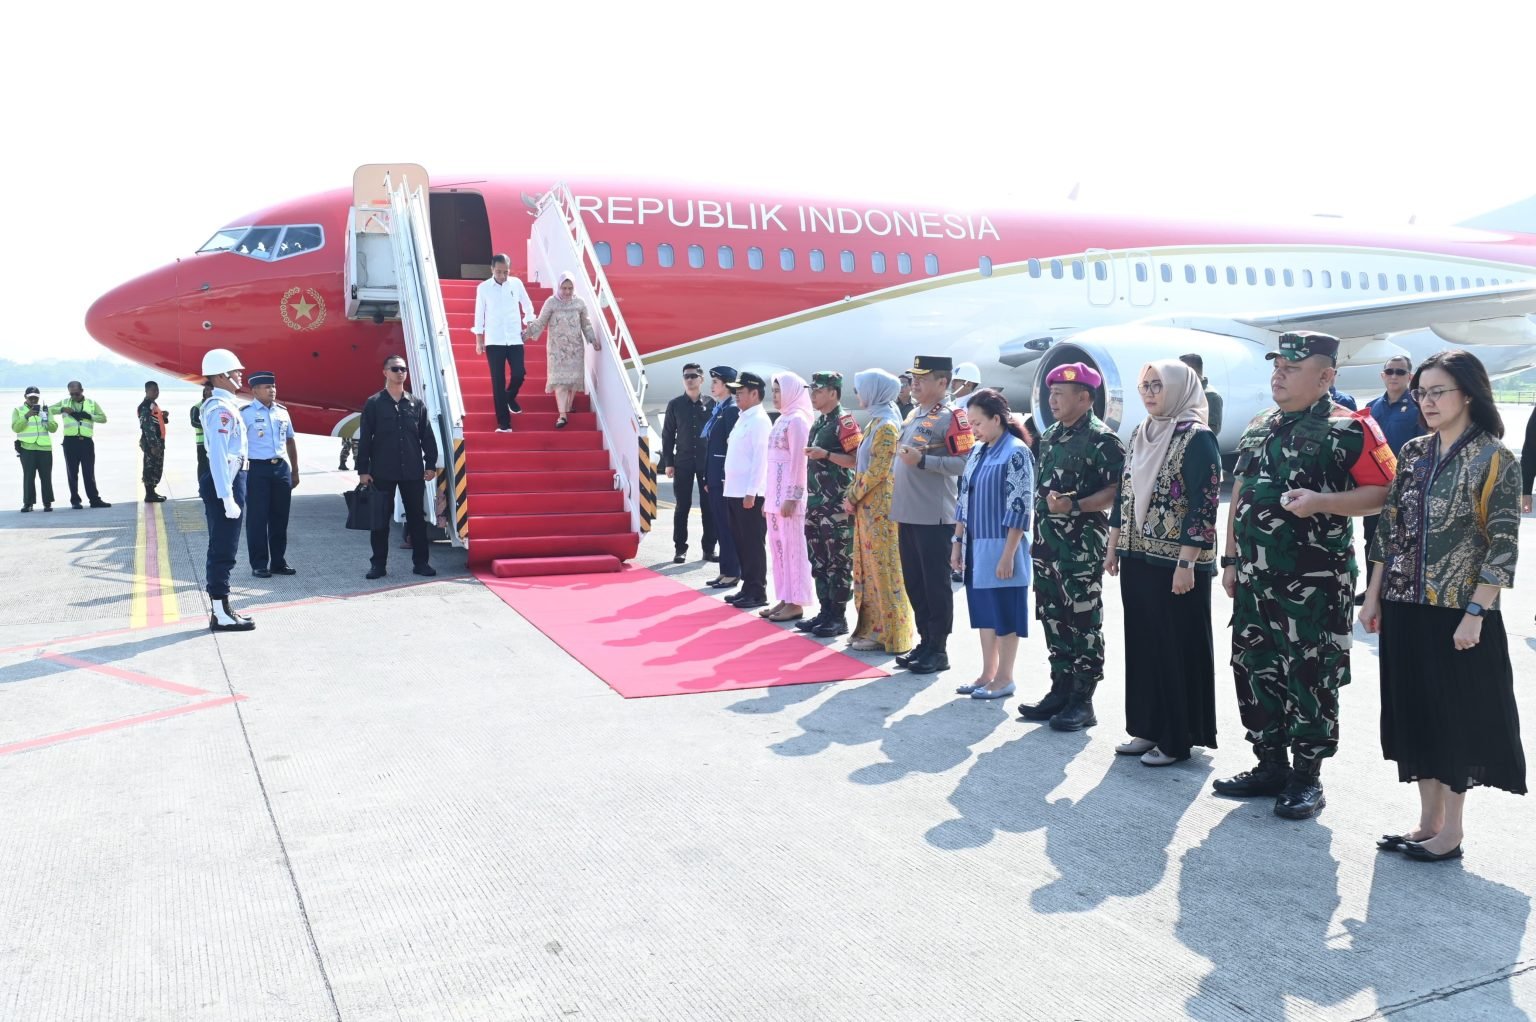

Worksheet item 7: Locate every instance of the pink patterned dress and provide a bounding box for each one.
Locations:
[766,375,815,606]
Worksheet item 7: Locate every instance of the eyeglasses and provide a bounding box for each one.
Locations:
[683,373,702,381]
[1138,382,1163,395]
[1410,386,1459,403]
[387,366,408,373]
[1381,368,1410,377]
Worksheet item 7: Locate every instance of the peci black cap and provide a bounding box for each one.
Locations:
[727,370,766,394]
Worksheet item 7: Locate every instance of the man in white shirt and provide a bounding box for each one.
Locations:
[722,371,770,610]
[472,253,536,432]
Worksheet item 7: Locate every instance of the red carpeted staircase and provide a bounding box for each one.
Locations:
[440,279,639,576]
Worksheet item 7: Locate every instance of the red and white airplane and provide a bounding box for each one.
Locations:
[85,174,1536,449]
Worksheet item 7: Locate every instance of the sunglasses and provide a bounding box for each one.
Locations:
[387,365,408,373]
[683,373,703,380]
[1381,368,1409,377]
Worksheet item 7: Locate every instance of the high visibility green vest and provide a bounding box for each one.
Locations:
[191,404,205,447]
[11,404,57,450]
[50,397,105,438]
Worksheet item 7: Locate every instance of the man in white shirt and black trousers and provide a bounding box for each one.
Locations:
[472,253,535,433]
[722,371,771,610]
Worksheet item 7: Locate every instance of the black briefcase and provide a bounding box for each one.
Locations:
[344,485,386,531]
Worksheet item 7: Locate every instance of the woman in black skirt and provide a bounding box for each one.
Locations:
[1104,360,1222,766]
[1359,349,1525,863]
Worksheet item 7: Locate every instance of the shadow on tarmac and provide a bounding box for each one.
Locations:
[0,628,208,686]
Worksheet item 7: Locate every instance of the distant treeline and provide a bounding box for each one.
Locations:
[0,357,197,392]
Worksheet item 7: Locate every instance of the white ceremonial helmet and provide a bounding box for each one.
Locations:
[201,348,244,376]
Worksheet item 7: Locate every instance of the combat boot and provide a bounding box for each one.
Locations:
[1017,688,1069,722]
[1274,756,1326,819]
[813,611,848,638]
[1049,697,1097,732]
[1212,747,1292,798]
[796,605,830,633]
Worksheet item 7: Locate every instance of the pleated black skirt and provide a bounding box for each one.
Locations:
[1120,556,1218,758]
[1379,599,1527,794]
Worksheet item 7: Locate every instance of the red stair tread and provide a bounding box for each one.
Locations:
[490,555,622,578]
[467,511,631,538]
[467,491,624,515]
[468,533,640,567]
[466,470,615,494]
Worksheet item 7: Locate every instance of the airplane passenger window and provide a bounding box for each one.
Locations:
[748,246,764,270]
[1205,266,1217,284]
[1283,269,1294,286]
[810,249,826,272]
[1302,269,1313,287]
[1184,264,1195,284]
[718,245,735,269]
[1022,258,1035,278]
[1245,268,1257,285]
[1460,277,1470,289]
[595,241,612,266]
[626,242,644,267]
[1397,273,1408,291]
[1160,263,1172,283]
[780,248,796,271]
[276,225,322,258]
[658,243,675,268]
[1134,262,1148,283]
[235,226,282,260]
[1051,259,1064,279]
[1093,261,1107,281]
[1340,271,1351,289]
[1226,267,1237,285]
[1378,273,1389,291]
[688,244,705,269]
[925,253,939,275]
[897,252,912,275]
[1358,272,1369,290]
[1321,270,1332,287]
[1413,274,1424,291]
[1072,260,1084,281]
[1429,276,1440,292]
[872,252,886,273]
[841,250,856,273]
[198,227,249,254]
[1476,277,1485,287]
[1264,269,1276,286]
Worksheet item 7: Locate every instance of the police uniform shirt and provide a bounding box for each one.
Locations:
[201,388,249,500]
[241,400,292,461]
[889,398,974,526]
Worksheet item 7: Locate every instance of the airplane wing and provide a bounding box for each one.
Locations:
[1229,279,1536,340]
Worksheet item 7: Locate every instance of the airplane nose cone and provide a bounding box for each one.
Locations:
[85,263,184,374]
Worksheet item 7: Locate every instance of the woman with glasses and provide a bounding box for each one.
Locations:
[524,272,600,429]
[1103,361,1221,765]
[950,389,1034,699]
[1360,350,1525,863]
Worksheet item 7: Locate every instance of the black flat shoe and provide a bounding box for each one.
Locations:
[1402,842,1463,862]
[672,553,686,564]
[413,565,438,577]
[1376,834,1412,852]
[555,416,568,429]
[366,567,386,579]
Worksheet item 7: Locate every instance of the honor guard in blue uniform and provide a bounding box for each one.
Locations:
[240,371,299,578]
[199,348,255,631]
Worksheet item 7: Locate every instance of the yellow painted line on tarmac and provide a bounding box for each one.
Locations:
[130,502,148,629]
[129,501,180,628]
[153,501,180,624]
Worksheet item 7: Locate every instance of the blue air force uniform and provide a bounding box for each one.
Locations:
[199,386,249,599]
[240,378,296,576]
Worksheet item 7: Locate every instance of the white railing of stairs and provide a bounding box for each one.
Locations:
[526,183,651,536]
[383,172,468,548]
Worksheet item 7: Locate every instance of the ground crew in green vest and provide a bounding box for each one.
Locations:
[137,381,168,503]
[13,386,58,512]
[798,370,862,637]
[191,383,212,479]
[1017,362,1126,731]
[50,380,111,509]
[1215,331,1396,820]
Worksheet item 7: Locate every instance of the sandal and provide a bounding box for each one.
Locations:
[848,638,882,651]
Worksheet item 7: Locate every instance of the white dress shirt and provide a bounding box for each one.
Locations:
[473,276,535,345]
[723,403,770,499]
[201,388,249,499]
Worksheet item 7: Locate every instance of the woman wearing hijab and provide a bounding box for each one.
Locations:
[524,272,599,428]
[1103,360,1222,766]
[762,372,816,622]
[846,370,916,653]
[950,389,1035,699]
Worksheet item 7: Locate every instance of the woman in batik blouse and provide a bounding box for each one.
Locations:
[1360,349,1525,864]
[1104,360,1221,767]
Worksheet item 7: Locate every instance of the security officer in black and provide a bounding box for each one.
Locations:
[660,362,717,563]
[357,355,440,579]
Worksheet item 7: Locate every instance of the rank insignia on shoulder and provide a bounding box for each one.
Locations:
[836,412,863,453]
[947,408,975,455]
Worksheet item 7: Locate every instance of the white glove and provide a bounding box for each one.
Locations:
[223,496,241,519]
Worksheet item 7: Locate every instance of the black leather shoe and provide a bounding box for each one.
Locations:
[508,398,522,414]
[709,576,740,589]
[1016,690,1068,722]
[813,614,848,638]
[252,568,272,578]
[1402,842,1463,862]
[673,552,686,564]
[271,565,296,575]
[1274,765,1326,819]
[703,551,719,563]
[894,644,929,669]
[89,500,112,508]
[42,505,52,512]
[908,650,950,673]
[70,501,83,510]
[413,565,438,577]
[20,505,32,512]
[366,567,386,579]
[1049,699,1097,731]
[1213,757,1292,798]
[734,596,769,610]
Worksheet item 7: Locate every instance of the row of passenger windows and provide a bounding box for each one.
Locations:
[596,241,941,276]
[593,240,1513,294]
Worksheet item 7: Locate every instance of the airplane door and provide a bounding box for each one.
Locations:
[1085,248,1115,306]
[1127,250,1156,307]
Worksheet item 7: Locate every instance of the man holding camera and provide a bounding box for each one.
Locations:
[13,386,58,512]
[51,380,111,509]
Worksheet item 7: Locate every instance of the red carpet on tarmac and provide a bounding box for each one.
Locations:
[475,566,888,698]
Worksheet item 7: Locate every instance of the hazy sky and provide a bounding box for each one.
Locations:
[6,0,1533,364]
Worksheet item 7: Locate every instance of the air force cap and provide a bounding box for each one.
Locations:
[709,365,738,384]
[1045,362,1103,391]
[247,371,277,387]
[728,371,766,393]
[1266,331,1340,365]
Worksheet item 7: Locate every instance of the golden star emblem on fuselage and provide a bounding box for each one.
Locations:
[279,285,328,332]
[290,295,316,320]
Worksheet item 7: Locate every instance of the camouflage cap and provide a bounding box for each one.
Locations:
[810,371,843,390]
[1266,331,1340,365]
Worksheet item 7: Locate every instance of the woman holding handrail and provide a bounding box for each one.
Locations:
[524,272,600,429]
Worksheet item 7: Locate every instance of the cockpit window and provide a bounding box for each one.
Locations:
[196,224,325,260]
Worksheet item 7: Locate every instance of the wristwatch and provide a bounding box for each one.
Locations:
[1465,601,1485,617]
[951,535,963,544]
[1177,558,1194,569]
[1070,498,1082,515]
[1219,555,1238,568]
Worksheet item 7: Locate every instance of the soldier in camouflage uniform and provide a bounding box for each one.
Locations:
[137,380,167,503]
[1018,362,1126,731]
[798,371,863,637]
[1215,331,1396,819]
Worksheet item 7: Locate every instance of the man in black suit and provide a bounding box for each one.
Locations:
[659,362,717,564]
[699,366,742,589]
[356,355,440,579]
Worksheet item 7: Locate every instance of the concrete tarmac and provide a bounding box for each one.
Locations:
[2,391,1534,1021]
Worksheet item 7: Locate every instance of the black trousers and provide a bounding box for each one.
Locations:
[486,345,527,429]
[199,468,246,599]
[899,522,956,651]
[369,478,431,570]
[19,447,54,507]
[1362,513,1380,589]
[245,460,293,570]
[670,459,715,554]
[61,435,100,504]
[727,496,767,598]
